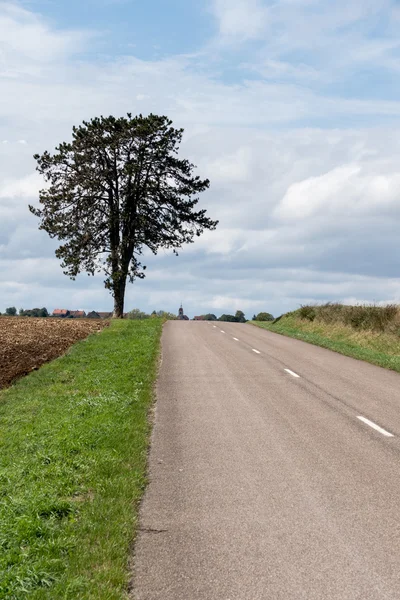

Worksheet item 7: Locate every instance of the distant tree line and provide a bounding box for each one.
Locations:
[1,306,275,321]
[218,310,247,323]
[19,308,49,317]
[126,309,177,320]
[0,307,49,317]
[193,310,274,323]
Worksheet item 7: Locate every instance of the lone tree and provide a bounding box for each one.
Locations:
[30,113,218,317]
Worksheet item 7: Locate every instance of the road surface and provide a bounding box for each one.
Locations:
[132,321,400,599]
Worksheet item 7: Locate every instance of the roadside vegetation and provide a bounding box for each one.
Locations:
[0,318,162,599]
[251,303,400,372]
[126,308,177,320]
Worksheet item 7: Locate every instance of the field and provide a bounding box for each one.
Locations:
[0,317,108,388]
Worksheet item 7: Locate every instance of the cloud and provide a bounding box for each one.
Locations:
[1,1,400,317]
[275,163,400,220]
[211,0,269,41]
[0,172,43,199]
[0,3,89,68]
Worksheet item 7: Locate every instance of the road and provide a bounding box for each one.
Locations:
[132,321,400,600]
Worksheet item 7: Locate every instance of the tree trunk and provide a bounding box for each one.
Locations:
[113,278,126,318]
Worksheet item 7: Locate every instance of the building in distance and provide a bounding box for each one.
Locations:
[177,305,189,320]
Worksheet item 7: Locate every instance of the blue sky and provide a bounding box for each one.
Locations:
[23,0,213,60]
[1,0,400,318]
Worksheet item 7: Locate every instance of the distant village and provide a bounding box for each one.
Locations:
[2,304,273,322]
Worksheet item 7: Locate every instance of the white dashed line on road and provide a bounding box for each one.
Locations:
[233,337,239,341]
[213,325,217,328]
[284,369,300,378]
[221,330,226,334]
[252,349,261,354]
[357,416,394,437]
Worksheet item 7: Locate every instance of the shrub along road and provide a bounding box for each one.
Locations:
[0,319,162,600]
[252,306,400,373]
[133,320,400,599]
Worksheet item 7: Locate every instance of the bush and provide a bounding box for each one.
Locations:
[253,312,274,322]
[299,305,316,321]
[297,303,399,333]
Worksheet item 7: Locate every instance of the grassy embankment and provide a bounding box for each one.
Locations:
[251,303,400,373]
[0,319,163,600]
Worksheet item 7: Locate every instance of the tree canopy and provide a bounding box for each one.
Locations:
[218,311,247,323]
[235,310,246,323]
[30,113,218,317]
[19,308,49,318]
[253,312,274,321]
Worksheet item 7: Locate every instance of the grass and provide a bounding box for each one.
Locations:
[251,304,400,373]
[0,318,163,599]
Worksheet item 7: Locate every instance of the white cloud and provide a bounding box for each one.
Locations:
[211,0,269,41]
[275,163,400,220]
[1,2,400,317]
[0,172,43,199]
[0,3,89,69]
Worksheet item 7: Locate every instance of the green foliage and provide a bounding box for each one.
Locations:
[218,314,238,322]
[151,310,176,320]
[218,310,246,323]
[126,308,150,320]
[18,307,49,318]
[297,303,398,332]
[30,113,218,318]
[5,307,17,316]
[127,308,176,321]
[203,314,217,321]
[0,319,162,599]
[253,312,274,322]
[299,305,317,321]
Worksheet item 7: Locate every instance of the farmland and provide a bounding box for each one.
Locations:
[0,317,108,388]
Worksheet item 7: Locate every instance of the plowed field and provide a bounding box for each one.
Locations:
[0,317,109,388]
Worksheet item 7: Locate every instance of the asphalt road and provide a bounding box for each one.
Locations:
[132,321,400,600]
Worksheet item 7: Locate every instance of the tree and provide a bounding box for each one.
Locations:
[18,307,49,317]
[127,308,150,320]
[235,310,246,323]
[203,313,217,321]
[30,114,218,318]
[151,310,177,320]
[218,314,237,322]
[254,312,274,321]
[5,307,17,316]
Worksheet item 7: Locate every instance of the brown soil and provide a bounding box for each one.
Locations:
[0,317,109,389]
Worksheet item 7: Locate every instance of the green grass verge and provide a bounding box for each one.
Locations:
[250,316,400,373]
[0,319,163,599]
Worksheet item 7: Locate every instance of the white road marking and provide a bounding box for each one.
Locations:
[221,330,225,334]
[284,368,300,378]
[233,337,239,341]
[213,325,217,328]
[357,416,394,437]
[252,349,261,354]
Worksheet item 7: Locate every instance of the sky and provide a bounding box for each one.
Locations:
[1,0,400,318]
